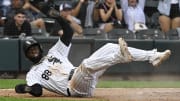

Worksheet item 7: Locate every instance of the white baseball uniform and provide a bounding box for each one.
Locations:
[26,38,157,97]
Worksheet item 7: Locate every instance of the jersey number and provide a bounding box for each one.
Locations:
[41,70,52,80]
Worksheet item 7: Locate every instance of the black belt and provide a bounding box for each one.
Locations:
[68,69,75,81]
[67,69,75,96]
[67,88,71,96]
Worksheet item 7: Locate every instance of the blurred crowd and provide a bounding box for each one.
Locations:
[0,0,179,38]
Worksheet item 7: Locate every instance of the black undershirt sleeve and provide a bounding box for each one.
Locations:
[55,17,74,46]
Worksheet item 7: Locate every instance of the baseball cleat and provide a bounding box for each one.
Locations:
[150,49,171,67]
[118,37,132,62]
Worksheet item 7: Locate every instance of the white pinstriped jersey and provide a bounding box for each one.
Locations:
[26,38,75,96]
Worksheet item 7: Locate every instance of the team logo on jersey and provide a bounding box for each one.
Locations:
[48,56,62,64]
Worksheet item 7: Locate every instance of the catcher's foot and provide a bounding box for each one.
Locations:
[150,49,171,67]
[118,38,132,63]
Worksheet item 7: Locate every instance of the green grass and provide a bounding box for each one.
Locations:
[0,79,26,89]
[97,80,180,88]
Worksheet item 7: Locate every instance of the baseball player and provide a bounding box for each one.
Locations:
[15,17,171,97]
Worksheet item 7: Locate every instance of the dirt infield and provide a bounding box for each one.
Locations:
[1,88,180,101]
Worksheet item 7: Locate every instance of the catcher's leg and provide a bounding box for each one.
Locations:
[15,83,42,97]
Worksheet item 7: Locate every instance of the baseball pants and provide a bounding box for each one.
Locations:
[69,43,156,97]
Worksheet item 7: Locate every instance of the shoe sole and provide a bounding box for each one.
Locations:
[153,50,171,67]
[118,38,132,62]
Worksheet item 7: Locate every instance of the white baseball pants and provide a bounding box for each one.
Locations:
[69,43,156,97]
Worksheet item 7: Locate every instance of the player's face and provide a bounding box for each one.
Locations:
[26,45,41,59]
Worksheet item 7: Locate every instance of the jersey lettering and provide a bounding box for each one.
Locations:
[48,56,62,64]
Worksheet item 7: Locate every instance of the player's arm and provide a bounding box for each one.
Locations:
[56,17,74,46]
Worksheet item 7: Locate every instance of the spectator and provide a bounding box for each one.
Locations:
[52,3,83,36]
[72,0,100,28]
[3,9,32,37]
[60,3,83,36]
[0,9,5,26]
[6,0,46,33]
[121,0,147,32]
[98,0,123,33]
[24,0,53,17]
[0,0,11,26]
[0,0,11,17]
[158,0,180,33]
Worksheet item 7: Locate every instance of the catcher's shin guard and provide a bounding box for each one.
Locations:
[15,83,42,97]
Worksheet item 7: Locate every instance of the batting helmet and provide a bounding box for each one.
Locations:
[23,38,43,64]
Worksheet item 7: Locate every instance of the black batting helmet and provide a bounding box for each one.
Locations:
[23,38,43,64]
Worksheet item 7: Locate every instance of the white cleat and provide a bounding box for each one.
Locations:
[118,38,132,63]
[150,49,171,67]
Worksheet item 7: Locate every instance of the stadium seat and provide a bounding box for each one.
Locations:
[177,27,180,37]
[31,28,47,36]
[82,28,109,39]
[166,29,180,40]
[0,27,4,37]
[83,28,105,35]
[107,28,135,39]
[135,29,165,39]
